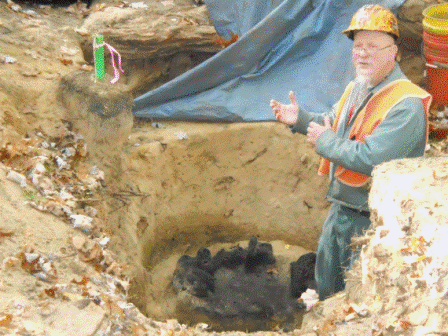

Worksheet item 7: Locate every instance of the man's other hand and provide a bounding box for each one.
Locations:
[270,91,299,125]
[307,117,332,146]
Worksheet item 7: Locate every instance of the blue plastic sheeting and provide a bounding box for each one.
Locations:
[133,0,405,122]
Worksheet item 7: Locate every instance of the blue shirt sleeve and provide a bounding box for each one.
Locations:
[289,104,337,135]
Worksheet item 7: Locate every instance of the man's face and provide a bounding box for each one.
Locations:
[352,30,397,85]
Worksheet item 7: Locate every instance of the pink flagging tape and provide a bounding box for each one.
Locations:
[93,41,124,84]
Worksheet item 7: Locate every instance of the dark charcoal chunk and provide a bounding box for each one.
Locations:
[176,248,213,272]
[290,252,317,298]
[173,268,215,298]
[195,247,214,272]
[244,237,276,273]
[210,246,247,271]
[173,251,215,298]
[176,255,199,271]
[184,268,215,297]
[196,247,212,264]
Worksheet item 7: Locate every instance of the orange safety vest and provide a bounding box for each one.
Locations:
[318,79,432,187]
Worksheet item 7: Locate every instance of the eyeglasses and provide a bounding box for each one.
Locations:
[352,44,394,55]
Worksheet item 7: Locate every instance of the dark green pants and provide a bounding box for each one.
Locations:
[315,203,371,301]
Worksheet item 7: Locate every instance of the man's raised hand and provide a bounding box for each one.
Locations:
[270,91,299,125]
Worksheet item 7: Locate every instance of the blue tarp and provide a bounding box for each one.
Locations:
[133,0,405,122]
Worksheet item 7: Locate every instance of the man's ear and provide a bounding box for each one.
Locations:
[393,44,401,62]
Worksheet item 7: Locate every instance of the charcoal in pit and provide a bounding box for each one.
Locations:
[290,252,317,298]
[173,237,310,326]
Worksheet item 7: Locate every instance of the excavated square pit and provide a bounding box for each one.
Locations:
[134,235,316,332]
[57,66,329,333]
[111,122,329,332]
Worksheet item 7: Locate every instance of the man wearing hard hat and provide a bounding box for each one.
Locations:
[270,4,432,301]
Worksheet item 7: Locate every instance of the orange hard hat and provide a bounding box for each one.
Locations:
[343,4,399,40]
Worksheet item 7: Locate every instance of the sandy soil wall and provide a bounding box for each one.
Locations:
[95,121,330,318]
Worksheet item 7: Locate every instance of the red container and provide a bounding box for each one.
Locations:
[423,30,448,105]
[423,31,448,63]
[426,66,448,106]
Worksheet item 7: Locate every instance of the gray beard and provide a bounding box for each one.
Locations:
[354,74,370,89]
[353,74,370,109]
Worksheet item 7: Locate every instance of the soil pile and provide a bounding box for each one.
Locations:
[299,157,448,335]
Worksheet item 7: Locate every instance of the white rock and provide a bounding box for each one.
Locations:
[23,9,39,16]
[59,189,74,200]
[72,235,86,250]
[195,323,209,330]
[84,206,97,218]
[350,302,369,317]
[98,236,109,247]
[29,163,47,185]
[7,170,27,187]
[1,54,17,64]
[344,312,358,321]
[24,252,40,263]
[41,261,54,274]
[90,166,104,180]
[84,177,99,190]
[300,153,309,164]
[40,141,49,148]
[70,214,93,232]
[62,147,76,158]
[2,257,21,269]
[61,206,73,216]
[174,131,188,140]
[30,162,45,174]
[30,173,41,186]
[300,288,319,311]
[60,46,78,56]
[55,156,70,170]
[161,0,174,6]
[130,1,148,8]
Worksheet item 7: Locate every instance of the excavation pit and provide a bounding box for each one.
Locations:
[57,77,330,332]
[129,226,317,332]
